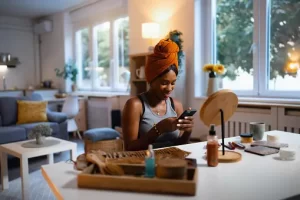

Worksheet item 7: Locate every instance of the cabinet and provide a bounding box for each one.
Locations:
[129,52,186,107]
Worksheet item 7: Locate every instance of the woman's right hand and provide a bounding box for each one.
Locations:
[157,117,178,133]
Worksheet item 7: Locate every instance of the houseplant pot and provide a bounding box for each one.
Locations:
[72,83,77,92]
[36,135,46,145]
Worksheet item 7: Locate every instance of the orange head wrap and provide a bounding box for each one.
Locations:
[145,39,179,83]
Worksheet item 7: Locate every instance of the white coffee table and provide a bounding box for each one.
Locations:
[0,137,77,200]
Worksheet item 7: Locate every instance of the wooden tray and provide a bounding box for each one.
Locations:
[77,159,197,196]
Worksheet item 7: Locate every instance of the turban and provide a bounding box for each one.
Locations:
[145,39,179,83]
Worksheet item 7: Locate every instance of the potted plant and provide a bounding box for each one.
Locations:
[203,64,225,96]
[28,124,53,145]
[55,59,78,91]
[165,30,184,76]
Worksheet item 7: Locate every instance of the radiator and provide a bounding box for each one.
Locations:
[87,97,120,129]
[216,105,277,138]
[278,107,300,134]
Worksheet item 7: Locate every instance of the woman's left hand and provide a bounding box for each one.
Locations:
[177,116,194,133]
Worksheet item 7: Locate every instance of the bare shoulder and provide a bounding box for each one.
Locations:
[123,96,143,113]
[170,97,183,113]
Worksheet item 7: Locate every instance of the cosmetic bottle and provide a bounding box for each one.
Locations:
[145,144,155,177]
[207,124,219,167]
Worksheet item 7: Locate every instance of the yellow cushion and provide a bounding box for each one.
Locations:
[17,101,48,124]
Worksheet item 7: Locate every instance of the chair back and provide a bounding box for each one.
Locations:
[61,95,79,118]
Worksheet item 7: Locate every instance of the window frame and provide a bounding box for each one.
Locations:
[198,0,300,98]
[74,16,129,92]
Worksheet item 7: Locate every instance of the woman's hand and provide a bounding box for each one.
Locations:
[157,117,178,133]
[177,116,194,133]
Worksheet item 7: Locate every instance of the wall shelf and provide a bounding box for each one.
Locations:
[0,57,21,68]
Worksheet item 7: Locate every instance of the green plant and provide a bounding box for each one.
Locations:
[55,60,78,83]
[165,30,184,70]
[28,124,52,139]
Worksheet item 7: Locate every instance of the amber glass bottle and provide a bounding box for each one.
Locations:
[207,124,219,167]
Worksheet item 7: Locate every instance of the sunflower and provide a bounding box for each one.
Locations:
[213,64,225,74]
[203,64,214,72]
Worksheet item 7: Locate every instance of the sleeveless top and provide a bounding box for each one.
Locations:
[138,93,180,149]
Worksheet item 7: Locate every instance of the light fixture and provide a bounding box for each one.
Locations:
[142,22,160,51]
[0,53,20,68]
[0,65,7,90]
[0,65,7,72]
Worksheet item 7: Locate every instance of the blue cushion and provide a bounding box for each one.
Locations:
[0,126,27,144]
[0,95,44,126]
[0,97,21,126]
[84,128,120,142]
[15,122,59,138]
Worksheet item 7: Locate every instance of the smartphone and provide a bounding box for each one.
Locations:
[178,109,197,119]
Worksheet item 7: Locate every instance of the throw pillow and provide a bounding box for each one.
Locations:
[17,101,48,124]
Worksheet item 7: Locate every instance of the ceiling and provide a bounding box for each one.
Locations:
[0,0,91,19]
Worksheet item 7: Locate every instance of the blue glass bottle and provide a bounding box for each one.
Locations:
[145,144,155,178]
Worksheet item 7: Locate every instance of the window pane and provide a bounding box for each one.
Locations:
[76,28,91,89]
[216,0,254,90]
[95,22,110,88]
[268,0,300,91]
[115,17,130,90]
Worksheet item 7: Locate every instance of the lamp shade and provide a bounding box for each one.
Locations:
[142,23,160,39]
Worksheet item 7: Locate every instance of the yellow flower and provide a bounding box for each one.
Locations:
[214,64,225,74]
[203,64,225,74]
[203,64,214,72]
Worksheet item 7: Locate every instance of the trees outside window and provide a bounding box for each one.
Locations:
[215,0,300,97]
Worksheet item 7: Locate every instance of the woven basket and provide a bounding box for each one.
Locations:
[84,138,124,153]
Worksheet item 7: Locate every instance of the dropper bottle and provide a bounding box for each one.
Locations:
[145,144,155,177]
[207,124,219,167]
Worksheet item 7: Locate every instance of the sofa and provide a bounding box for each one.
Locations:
[0,93,68,145]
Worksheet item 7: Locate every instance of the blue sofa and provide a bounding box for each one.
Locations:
[0,93,68,145]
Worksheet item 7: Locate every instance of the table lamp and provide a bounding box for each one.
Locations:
[142,22,160,52]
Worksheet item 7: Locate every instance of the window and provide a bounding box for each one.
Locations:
[75,16,129,92]
[76,28,91,90]
[94,22,111,88]
[209,0,300,97]
[216,0,254,91]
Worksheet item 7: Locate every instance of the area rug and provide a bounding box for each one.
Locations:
[0,170,55,200]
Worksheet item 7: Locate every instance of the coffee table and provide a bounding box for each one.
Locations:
[0,137,77,200]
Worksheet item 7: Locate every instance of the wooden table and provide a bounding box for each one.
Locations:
[0,137,77,200]
[41,131,300,200]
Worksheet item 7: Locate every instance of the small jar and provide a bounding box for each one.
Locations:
[240,133,253,143]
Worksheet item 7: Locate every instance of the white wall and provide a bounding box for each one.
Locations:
[40,13,66,91]
[0,16,38,89]
[128,0,208,140]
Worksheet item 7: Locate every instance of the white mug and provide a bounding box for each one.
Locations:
[136,66,145,79]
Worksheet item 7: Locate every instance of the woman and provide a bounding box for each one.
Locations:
[122,39,194,151]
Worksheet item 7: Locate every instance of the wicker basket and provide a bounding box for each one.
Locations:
[84,138,124,153]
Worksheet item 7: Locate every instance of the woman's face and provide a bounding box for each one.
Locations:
[150,70,177,100]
